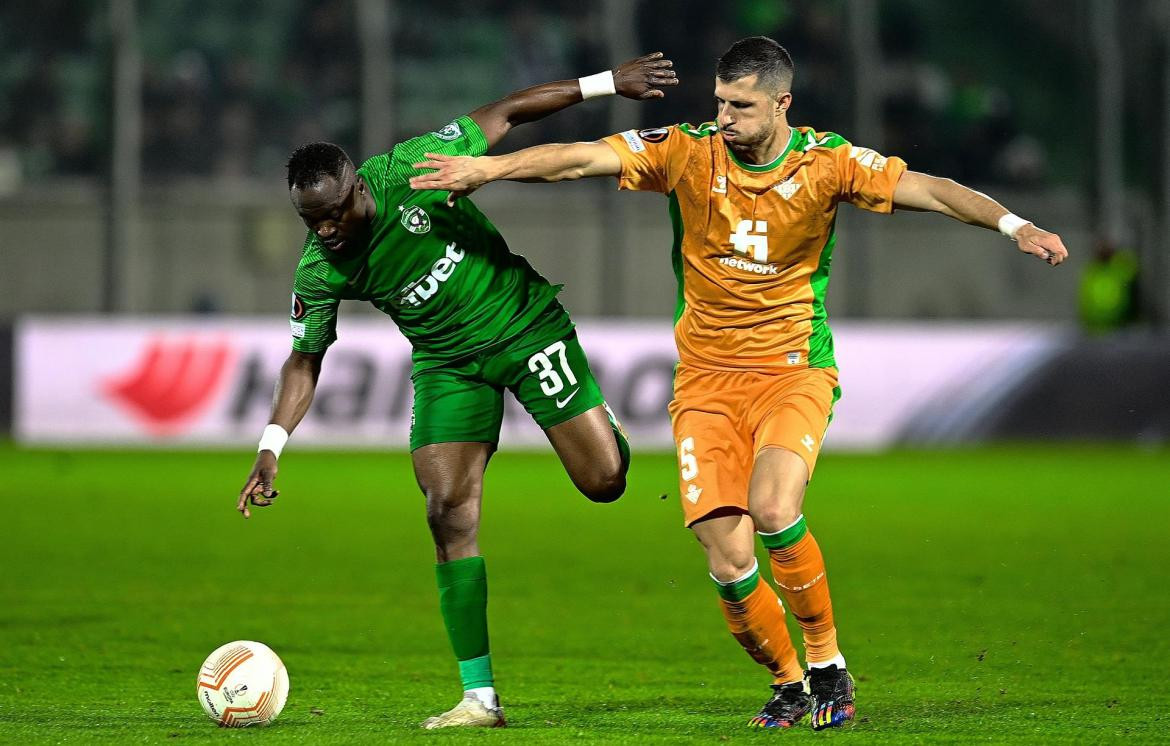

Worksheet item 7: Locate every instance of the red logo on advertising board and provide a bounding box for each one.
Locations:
[102,338,236,435]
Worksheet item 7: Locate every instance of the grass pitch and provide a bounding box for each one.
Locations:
[0,444,1167,743]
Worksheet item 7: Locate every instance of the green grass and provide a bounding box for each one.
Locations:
[1,444,1168,743]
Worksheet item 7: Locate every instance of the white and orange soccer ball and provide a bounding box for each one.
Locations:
[196,640,289,727]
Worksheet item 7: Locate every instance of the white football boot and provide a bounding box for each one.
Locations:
[421,693,505,729]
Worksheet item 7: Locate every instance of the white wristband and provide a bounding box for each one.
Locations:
[258,424,289,459]
[998,213,1031,240]
[578,70,616,100]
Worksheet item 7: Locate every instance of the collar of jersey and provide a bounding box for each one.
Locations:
[725,126,801,173]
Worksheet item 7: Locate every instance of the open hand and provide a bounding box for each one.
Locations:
[409,153,486,204]
[613,52,678,100]
[1015,224,1069,266]
[237,451,279,519]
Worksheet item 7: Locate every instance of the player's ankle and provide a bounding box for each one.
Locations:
[465,686,497,707]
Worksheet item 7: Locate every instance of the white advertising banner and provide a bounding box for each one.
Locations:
[14,317,1064,449]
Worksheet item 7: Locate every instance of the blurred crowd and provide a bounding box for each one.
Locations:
[0,0,1098,189]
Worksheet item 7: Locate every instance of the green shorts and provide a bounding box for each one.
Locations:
[409,302,606,450]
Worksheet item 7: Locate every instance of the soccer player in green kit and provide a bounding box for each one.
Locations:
[234,53,678,729]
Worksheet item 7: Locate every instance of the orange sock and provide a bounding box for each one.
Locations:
[714,561,804,684]
[760,516,840,664]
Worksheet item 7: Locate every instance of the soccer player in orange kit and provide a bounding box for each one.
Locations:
[410,36,1068,730]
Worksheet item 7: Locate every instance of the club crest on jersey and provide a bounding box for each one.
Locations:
[773,177,802,200]
[399,205,432,235]
[433,121,463,141]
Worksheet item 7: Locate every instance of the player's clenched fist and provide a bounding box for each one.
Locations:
[1015,224,1069,267]
[237,451,279,519]
[613,52,679,100]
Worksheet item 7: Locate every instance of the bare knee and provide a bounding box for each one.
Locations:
[693,527,757,582]
[749,447,808,533]
[422,479,481,560]
[705,544,758,583]
[752,503,803,534]
[575,458,627,504]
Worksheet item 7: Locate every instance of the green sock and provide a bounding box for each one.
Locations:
[758,515,808,550]
[713,563,761,602]
[436,556,493,689]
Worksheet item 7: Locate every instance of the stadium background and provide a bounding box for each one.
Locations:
[1,0,1168,742]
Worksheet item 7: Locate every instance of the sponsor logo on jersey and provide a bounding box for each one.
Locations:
[718,255,780,274]
[396,242,465,308]
[773,176,802,200]
[801,434,816,452]
[433,121,463,141]
[787,352,802,365]
[619,130,645,153]
[849,145,887,171]
[729,219,769,262]
[638,127,670,143]
[721,219,780,274]
[291,293,306,320]
[712,175,727,194]
[290,321,306,339]
[399,205,431,235]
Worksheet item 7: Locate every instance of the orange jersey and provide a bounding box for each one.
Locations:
[602,123,907,371]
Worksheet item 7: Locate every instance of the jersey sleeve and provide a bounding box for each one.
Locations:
[379,115,490,186]
[833,141,908,213]
[290,239,341,354]
[600,125,693,194]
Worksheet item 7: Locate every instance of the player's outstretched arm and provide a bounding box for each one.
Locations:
[236,349,324,519]
[893,171,1069,266]
[468,52,677,150]
[409,141,622,198]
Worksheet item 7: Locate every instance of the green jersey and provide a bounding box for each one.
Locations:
[289,116,561,368]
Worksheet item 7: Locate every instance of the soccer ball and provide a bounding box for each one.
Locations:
[196,640,289,727]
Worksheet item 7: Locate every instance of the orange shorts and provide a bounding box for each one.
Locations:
[668,364,840,527]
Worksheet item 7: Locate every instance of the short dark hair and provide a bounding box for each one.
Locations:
[286,142,352,190]
[716,36,794,95]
